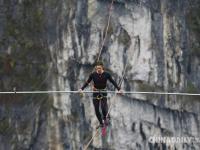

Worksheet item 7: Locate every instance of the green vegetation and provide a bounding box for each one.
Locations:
[4,5,47,87]
[0,0,51,106]
[185,81,199,93]
[187,6,200,37]
[40,96,54,112]
[0,107,14,135]
[138,83,155,92]
[136,80,163,92]
[0,118,10,134]
[118,28,131,48]
[186,3,200,57]
[181,81,200,103]
[191,46,200,57]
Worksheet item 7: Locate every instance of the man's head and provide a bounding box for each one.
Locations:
[95,61,104,74]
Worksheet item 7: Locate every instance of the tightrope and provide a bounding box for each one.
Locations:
[0,91,199,96]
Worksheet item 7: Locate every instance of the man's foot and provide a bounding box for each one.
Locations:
[100,123,104,128]
[102,125,106,137]
[107,115,111,121]
[96,123,104,129]
[103,117,111,126]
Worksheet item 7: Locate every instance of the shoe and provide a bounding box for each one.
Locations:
[96,123,104,129]
[100,123,104,128]
[103,119,109,126]
[107,115,111,121]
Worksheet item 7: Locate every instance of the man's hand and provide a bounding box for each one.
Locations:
[116,89,123,95]
[92,85,97,91]
[79,89,84,97]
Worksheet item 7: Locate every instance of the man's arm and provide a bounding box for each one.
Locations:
[107,73,120,90]
[81,73,93,90]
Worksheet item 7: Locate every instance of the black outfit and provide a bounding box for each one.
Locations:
[81,71,120,125]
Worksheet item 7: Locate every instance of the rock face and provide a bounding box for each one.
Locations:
[0,0,199,149]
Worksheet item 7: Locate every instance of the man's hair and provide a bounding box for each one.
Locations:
[95,61,104,66]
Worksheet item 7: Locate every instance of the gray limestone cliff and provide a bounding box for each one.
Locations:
[0,0,200,149]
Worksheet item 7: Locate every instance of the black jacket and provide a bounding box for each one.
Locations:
[81,71,120,90]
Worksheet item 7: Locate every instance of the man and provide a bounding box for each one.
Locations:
[79,61,122,127]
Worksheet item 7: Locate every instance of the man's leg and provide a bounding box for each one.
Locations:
[101,97,108,121]
[93,97,103,125]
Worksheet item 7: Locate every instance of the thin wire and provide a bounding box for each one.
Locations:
[83,128,99,150]
[0,90,199,96]
[96,0,114,62]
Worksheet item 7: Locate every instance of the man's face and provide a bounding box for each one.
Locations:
[96,65,103,74]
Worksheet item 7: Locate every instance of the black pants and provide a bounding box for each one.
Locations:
[93,92,108,125]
